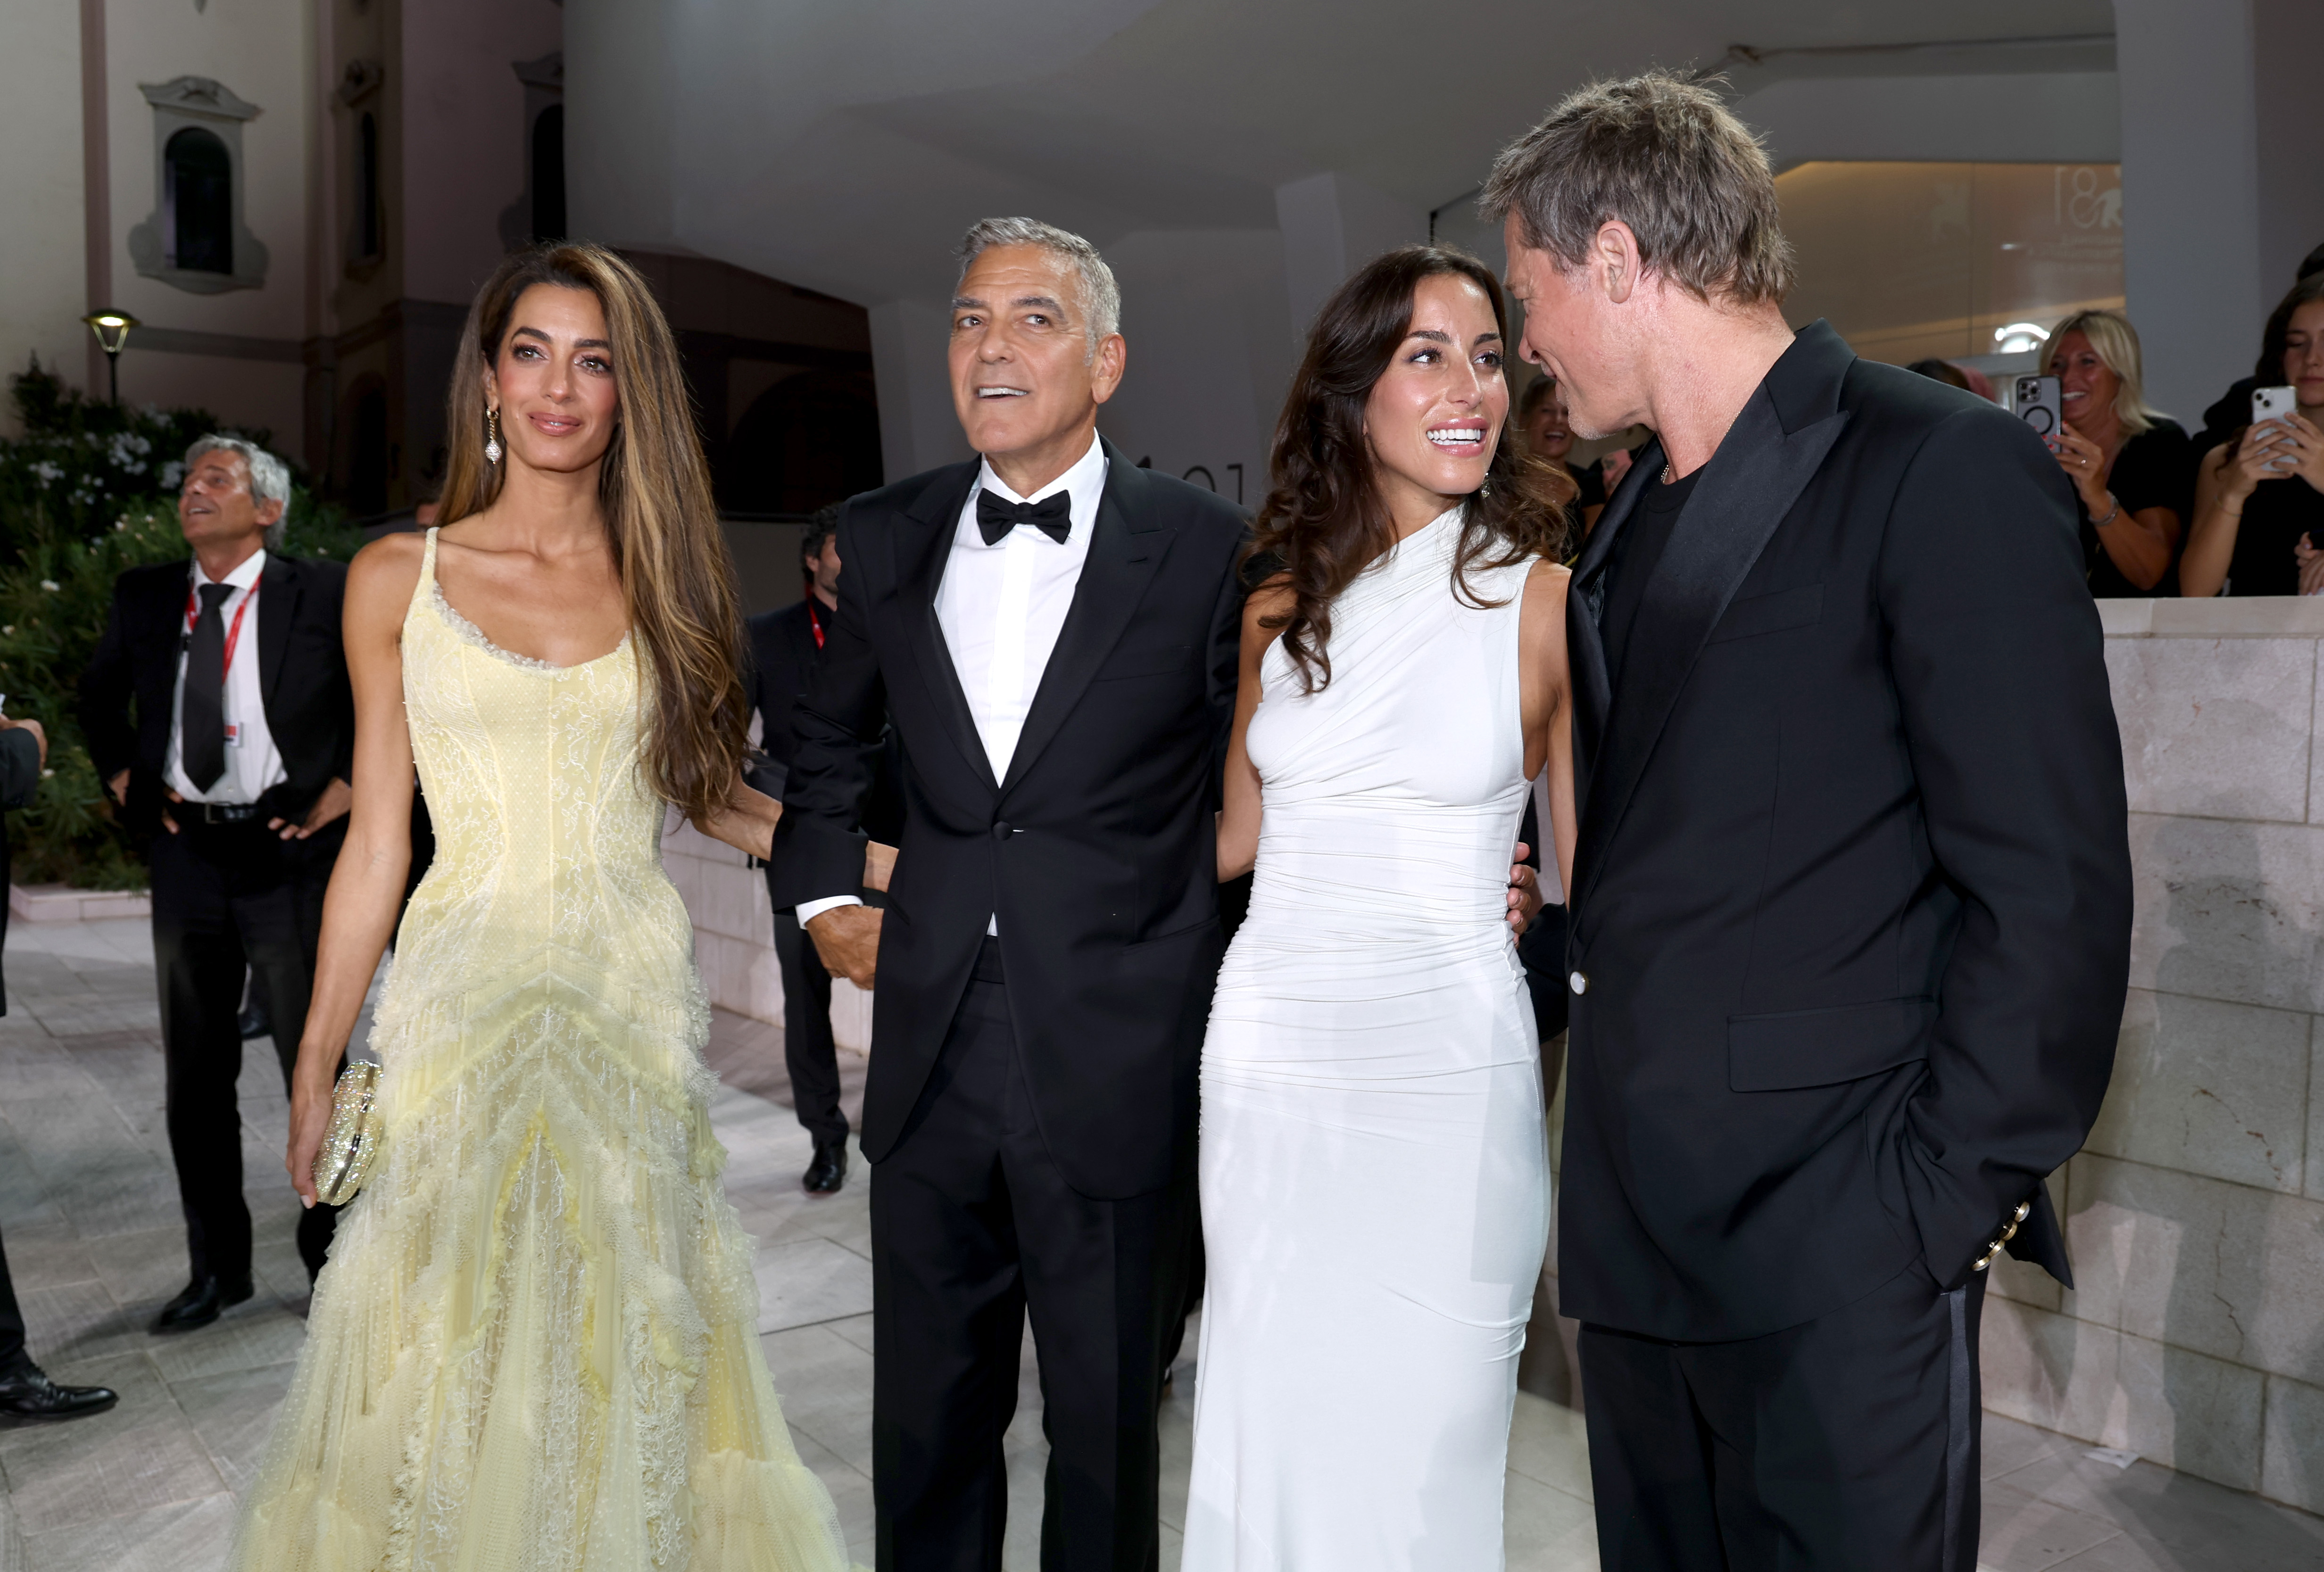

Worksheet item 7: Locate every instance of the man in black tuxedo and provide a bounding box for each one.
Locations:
[745,509,902,1194]
[82,437,357,1332]
[770,218,1246,1571]
[0,711,120,1421]
[1486,75,2132,1570]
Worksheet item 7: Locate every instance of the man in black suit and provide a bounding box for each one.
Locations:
[770,218,1246,1571]
[745,508,902,1194]
[1486,75,2132,1570]
[82,437,357,1332]
[0,712,119,1421]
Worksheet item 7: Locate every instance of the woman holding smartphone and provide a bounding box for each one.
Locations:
[2042,308,2192,596]
[2182,274,2324,597]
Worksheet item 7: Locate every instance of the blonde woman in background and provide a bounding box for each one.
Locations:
[230,243,859,1570]
[2042,307,2194,596]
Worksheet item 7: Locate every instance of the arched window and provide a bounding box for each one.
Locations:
[166,126,232,274]
[530,105,565,243]
[356,112,382,259]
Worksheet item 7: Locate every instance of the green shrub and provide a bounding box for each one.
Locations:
[0,361,361,890]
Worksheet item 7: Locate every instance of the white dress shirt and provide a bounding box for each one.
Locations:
[798,432,1108,933]
[166,548,287,805]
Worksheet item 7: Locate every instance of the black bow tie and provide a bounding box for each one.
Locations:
[976,488,1073,546]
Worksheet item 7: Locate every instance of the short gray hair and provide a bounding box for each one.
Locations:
[953,217,1121,354]
[184,434,290,550]
[1481,72,1794,306]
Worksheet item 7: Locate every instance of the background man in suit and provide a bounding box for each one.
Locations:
[771,218,1248,1571]
[81,437,357,1333]
[0,710,118,1420]
[745,507,903,1194]
[1485,75,2132,1571]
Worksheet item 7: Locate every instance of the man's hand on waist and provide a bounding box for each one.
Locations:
[805,903,883,989]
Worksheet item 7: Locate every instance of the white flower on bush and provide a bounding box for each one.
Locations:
[39,581,58,593]
[2,627,15,637]
[159,461,184,489]
[28,462,61,487]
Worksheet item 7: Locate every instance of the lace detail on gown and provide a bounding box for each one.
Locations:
[428,576,632,675]
[227,528,849,1572]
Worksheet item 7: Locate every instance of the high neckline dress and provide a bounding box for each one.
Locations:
[229,530,850,1572]
[1183,510,1552,1569]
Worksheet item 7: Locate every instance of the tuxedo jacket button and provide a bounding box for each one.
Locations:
[993,821,1012,839]
[1569,970,1589,995]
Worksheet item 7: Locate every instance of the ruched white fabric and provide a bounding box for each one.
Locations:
[1183,508,1551,1571]
[226,530,850,1572]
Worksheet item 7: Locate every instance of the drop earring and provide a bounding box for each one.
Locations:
[484,406,503,465]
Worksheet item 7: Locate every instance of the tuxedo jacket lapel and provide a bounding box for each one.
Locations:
[1570,387,1850,918]
[896,465,1000,799]
[1566,439,1664,816]
[1001,442,1170,796]
[257,554,299,713]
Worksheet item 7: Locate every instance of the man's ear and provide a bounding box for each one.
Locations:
[256,495,287,529]
[1090,333,1128,405]
[1596,220,1642,306]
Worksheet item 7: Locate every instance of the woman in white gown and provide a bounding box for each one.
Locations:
[1184,246,1578,1570]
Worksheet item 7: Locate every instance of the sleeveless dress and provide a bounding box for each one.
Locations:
[1182,509,1552,1570]
[228,530,849,1572]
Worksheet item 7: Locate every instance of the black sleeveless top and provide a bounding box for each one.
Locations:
[2082,421,2194,598]
[2222,467,2324,596]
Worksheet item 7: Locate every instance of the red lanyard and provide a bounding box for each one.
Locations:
[185,579,258,675]
[806,595,826,650]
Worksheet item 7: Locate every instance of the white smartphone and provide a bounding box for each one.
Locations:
[2014,374,2063,441]
[2254,385,2298,425]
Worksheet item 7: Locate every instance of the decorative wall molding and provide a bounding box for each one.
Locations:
[127,75,269,295]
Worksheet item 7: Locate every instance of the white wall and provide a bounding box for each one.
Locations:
[0,3,90,429]
[1738,71,2121,170]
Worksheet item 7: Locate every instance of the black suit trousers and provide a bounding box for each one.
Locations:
[1580,1261,1988,1572]
[771,904,847,1145]
[151,817,343,1286]
[871,939,1194,1572]
[0,1225,25,1377]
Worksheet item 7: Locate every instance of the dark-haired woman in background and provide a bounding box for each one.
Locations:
[1515,372,1607,536]
[232,244,852,1569]
[2182,273,2324,598]
[2044,309,2192,596]
[1183,246,1576,1567]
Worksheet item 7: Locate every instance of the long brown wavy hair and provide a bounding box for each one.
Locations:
[438,242,749,821]
[1254,245,1573,693]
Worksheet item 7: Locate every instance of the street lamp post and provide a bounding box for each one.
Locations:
[81,311,139,405]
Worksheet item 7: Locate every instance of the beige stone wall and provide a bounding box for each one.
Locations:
[1982,596,2324,1512]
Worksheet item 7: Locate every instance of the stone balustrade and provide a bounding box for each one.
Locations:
[1980,595,2324,1513]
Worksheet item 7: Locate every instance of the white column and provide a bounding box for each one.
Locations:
[868,297,971,484]
[1274,172,1425,345]
[2112,0,2314,418]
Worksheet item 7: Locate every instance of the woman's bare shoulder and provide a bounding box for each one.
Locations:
[1524,556,1571,608]
[346,531,427,623]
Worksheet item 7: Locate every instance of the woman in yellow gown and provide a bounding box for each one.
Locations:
[230,244,854,1571]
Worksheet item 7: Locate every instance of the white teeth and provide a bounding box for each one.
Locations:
[977,387,1028,398]
[1427,429,1484,446]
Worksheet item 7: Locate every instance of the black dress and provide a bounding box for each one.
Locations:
[2082,420,2194,598]
[2218,457,2324,597]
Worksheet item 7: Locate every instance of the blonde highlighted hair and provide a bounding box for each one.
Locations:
[439,242,750,823]
[2047,308,2166,437]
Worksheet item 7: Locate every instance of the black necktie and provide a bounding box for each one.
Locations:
[181,581,232,791]
[976,489,1073,546]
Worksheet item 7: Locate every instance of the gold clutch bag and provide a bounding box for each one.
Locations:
[311,1061,383,1206]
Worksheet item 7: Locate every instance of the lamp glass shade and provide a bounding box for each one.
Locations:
[81,311,139,355]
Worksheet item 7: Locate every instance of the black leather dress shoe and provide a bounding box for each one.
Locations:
[153,1275,254,1334]
[801,1140,848,1195]
[0,1365,118,1421]
[239,1003,271,1039]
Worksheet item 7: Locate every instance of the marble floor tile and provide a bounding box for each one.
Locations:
[761,1323,877,1473]
[18,1490,238,1572]
[788,1424,876,1554]
[170,1361,296,1497]
[0,1353,224,1534]
[1994,1448,2324,1570]
[1508,1389,1594,1502]
[825,1309,875,1357]
[12,1280,143,1369]
[144,1303,312,1388]
[755,1235,875,1333]
[1981,1478,2140,1572]
[79,1226,193,1309]
[1504,1470,1602,1571]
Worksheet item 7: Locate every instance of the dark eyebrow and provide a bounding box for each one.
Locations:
[509,325,611,352]
[1012,294,1068,315]
[1405,328,1454,345]
[950,296,986,311]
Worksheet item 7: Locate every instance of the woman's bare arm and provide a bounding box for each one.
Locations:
[1217,580,1292,882]
[285,534,424,1205]
[693,783,895,891]
[1520,558,1577,900]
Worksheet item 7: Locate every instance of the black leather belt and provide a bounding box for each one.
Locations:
[188,801,266,825]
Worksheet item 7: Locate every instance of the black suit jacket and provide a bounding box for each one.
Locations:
[0,726,38,1015]
[769,440,1247,1199]
[1560,321,2132,1341]
[746,596,902,887]
[80,553,355,842]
